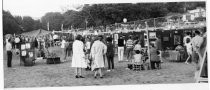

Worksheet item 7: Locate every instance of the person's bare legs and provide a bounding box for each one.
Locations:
[185,53,190,64]
[99,68,103,78]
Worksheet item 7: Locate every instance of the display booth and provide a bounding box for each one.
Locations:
[20,42,35,66]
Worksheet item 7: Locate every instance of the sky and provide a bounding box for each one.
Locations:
[3,0,201,20]
[3,0,86,19]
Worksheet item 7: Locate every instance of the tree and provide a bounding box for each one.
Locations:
[41,12,64,31]
[3,10,22,35]
[22,16,35,32]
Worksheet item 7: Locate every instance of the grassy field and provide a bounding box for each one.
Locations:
[3,46,196,88]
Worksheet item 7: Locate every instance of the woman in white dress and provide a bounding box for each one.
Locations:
[72,35,87,78]
[185,38,192,64]
[91,35,107,78]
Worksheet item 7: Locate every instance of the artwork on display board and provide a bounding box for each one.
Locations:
[26,43,31,49]
[29,52,33,57]
[174,35,181,45]
[21,50,27,56]
[149,32,156,39]
[21,44,26,50]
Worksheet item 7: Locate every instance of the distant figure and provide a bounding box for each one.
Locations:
[117,36,125,62]
[6,39,13,67]
[185,38,192,64]
[34,38,38,48]
[61,38,66,62]
[155,36,162,62]
[183,32,192,62]
[106,37,115,72]
[72,35,87,78]
[126,36,134,61]
[91,35,107,78]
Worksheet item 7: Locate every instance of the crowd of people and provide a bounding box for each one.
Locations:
[4,28,207,79]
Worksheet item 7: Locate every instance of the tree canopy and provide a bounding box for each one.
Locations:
[3,2,205,35]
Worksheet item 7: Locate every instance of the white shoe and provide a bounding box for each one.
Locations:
[107,70,111,72]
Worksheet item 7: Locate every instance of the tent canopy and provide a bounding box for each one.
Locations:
[21,29,51,37]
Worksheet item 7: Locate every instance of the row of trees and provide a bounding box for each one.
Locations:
[3,2,205,35]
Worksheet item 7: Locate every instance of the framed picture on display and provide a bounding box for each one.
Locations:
[26,43,31,49]
[29,52,33,57]
[21,50,27,56]
[163,37,169,41]
[21,44,26,50]
[149,32,156,39]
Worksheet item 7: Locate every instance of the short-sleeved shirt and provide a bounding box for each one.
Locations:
[126,39,133,48]
[6,43,12,51]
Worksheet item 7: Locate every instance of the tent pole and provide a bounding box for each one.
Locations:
[145,22,151,69]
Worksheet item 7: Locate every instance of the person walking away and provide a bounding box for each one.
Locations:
[191,30,203,71]
[149,43,161,69]
[61,38,66,62]
[106,37,115,72]
[126,36,134,61]
[91,35,107,78]
[72,35,87,78]
[155,36,163,62]
[6,39,13,67]
[117,36,125,62]
[183,32,192,63]
[185,38,192,64]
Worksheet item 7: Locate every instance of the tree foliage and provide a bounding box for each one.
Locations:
[3,2,206,35]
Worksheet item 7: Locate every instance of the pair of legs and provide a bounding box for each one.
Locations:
[107,56,114,70]
[185,52,192,64]
[192,51,200,70]
[64,48,69,60]
[7,51,12,67]
[118,47,124,61]
[126,48,133,61]
[94,68,103,78]
[151,61,161,69]
[75,68,84,78]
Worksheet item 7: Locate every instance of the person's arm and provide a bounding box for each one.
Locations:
[103,43,107,54]
[197,37,204,49]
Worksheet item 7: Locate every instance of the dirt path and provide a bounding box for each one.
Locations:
[3,47,196,88]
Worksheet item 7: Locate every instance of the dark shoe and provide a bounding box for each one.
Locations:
[75,75,79,78]
[100,76,103,78]
[94,76,97,79]
[79,76,85,78]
